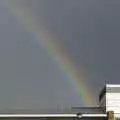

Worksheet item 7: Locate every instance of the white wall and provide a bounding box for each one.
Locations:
[106,93,120,113]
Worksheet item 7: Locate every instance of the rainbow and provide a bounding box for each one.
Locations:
[3,0,96,106]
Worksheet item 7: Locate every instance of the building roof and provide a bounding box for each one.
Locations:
[0,108,107,118]
[99,84,120,101]
[0,107,105,114]
[106,84,120,87]
[0,114,107,118]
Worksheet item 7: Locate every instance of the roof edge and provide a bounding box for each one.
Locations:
[106,84,120,87]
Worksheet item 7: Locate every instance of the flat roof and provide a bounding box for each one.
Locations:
[78,114,107,118]
[0,108,105,114]
[0,108,106,117]
[0,114,107,118]
[106,84,120,87]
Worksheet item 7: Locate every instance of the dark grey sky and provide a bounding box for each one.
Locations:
[0,0,120,110]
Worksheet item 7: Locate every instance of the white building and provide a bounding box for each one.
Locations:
[99,84,120,118]
[0,84,120,120]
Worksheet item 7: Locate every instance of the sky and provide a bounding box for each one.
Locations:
[0,0,120,110]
